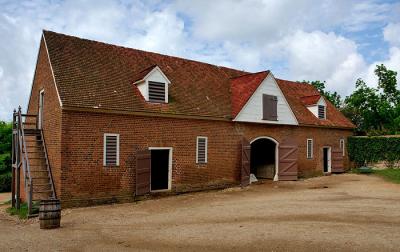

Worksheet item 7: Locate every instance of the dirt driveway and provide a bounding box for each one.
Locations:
[1,174,400,251]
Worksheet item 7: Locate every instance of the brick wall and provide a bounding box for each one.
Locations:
[23,38,353,207]
[26,38,62,198]
[60,109,352,207]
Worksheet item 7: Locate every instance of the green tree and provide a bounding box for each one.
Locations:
[343,64,400,135]
[303,80,342,108]
[0,121,12,192]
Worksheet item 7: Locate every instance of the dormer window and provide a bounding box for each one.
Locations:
[301,95,327,120]
[318,105,326,119]
[133,65,171,103]
[149,81,166,103]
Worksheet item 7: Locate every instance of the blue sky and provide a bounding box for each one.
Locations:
[0,0,399,121]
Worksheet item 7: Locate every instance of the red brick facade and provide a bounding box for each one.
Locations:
[25,37,353,208]
[26,38,62,199]
[60,110,351,207]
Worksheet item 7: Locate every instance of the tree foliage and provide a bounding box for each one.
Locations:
[304,64,399,135]
[303,80,342,108]
[0,121,12,192]
[343,64,400,135]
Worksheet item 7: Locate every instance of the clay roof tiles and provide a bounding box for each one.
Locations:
[43,30,354,128]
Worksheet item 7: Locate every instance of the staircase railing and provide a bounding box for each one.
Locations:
[12,107,36,215]
[40,130,56,199]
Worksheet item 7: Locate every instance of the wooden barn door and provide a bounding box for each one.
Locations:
[331,149,344,173]
[241,138,251,187]
[278,139,298,181]
[136,150,151,196]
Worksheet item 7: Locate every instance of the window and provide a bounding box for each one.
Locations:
[306,139,313,159]
[262,94,278,121]
[318,105,326,119]
[148,81,166,103]
[103,134,120,166]
[196,137,208,164]
[340,138,345,156]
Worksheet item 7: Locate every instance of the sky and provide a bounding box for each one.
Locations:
[0,0,399,121]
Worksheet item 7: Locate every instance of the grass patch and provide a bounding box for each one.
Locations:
[372,169,400,184]
[6,203,29,219]
[6,201,40,219]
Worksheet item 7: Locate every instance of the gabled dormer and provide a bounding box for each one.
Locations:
[231,71,298,125]
[301,95,326,119]
[133,65,171,103]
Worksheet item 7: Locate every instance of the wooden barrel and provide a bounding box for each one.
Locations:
[39,199,61,229]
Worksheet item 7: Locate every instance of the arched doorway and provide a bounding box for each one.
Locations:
[250,137,279,181]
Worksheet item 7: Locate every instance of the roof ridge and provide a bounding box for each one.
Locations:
[42,30,246,74]
[230,70,269,80]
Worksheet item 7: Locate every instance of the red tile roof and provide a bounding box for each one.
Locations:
[231,71,269,117]
[132,64,158,83]
[276,79,355,128]
[300,94,321,106]
[43,30,355,128]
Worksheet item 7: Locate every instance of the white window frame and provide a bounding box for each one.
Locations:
[103,133,120,166]
[340,138,345,157]
[307,138,313,159]
[196,136,208,164]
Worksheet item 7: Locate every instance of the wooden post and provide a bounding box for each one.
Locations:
[16,107,21,210]
[11,109,16,208]
[28,179,33,216]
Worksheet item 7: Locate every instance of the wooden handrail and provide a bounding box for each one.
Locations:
[16,107,34,215]
[40,130,56,199]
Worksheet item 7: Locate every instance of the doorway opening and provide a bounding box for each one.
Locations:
[150,148,172,192]
[323,147,331,173]
[250,137,277,180]
[38,89,44,129]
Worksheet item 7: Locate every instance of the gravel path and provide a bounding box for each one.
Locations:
[1,174,400,251]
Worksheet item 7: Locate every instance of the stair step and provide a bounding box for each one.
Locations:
[29,157,46,159]
[25,140,43,142]
[33,189,52,193]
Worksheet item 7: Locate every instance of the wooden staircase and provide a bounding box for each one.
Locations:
[11,107,56,217]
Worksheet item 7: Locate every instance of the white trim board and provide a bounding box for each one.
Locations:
[43,33,63,107]
[148,147,173,192]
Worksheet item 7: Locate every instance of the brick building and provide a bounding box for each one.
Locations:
[15,31,354,208]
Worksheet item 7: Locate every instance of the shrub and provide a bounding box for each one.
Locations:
[0,172,11,192]
[348,136,400,167]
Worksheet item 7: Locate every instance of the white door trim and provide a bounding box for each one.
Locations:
[148,147,172,192]
[323,146,332,173]
[38,89,45,129]
[250,136,279,181]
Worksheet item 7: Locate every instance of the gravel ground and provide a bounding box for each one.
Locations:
[1,174,400,252]
[0,192,11,204]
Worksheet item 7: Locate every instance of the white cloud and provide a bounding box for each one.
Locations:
[364,47,400,89]
[0,0,399,121]
[270,31,367,95]
[384,22,400,47]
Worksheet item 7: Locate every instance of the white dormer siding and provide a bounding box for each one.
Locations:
[234,74,298,125]
[306,97,326,119]
[134,66,171,103]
